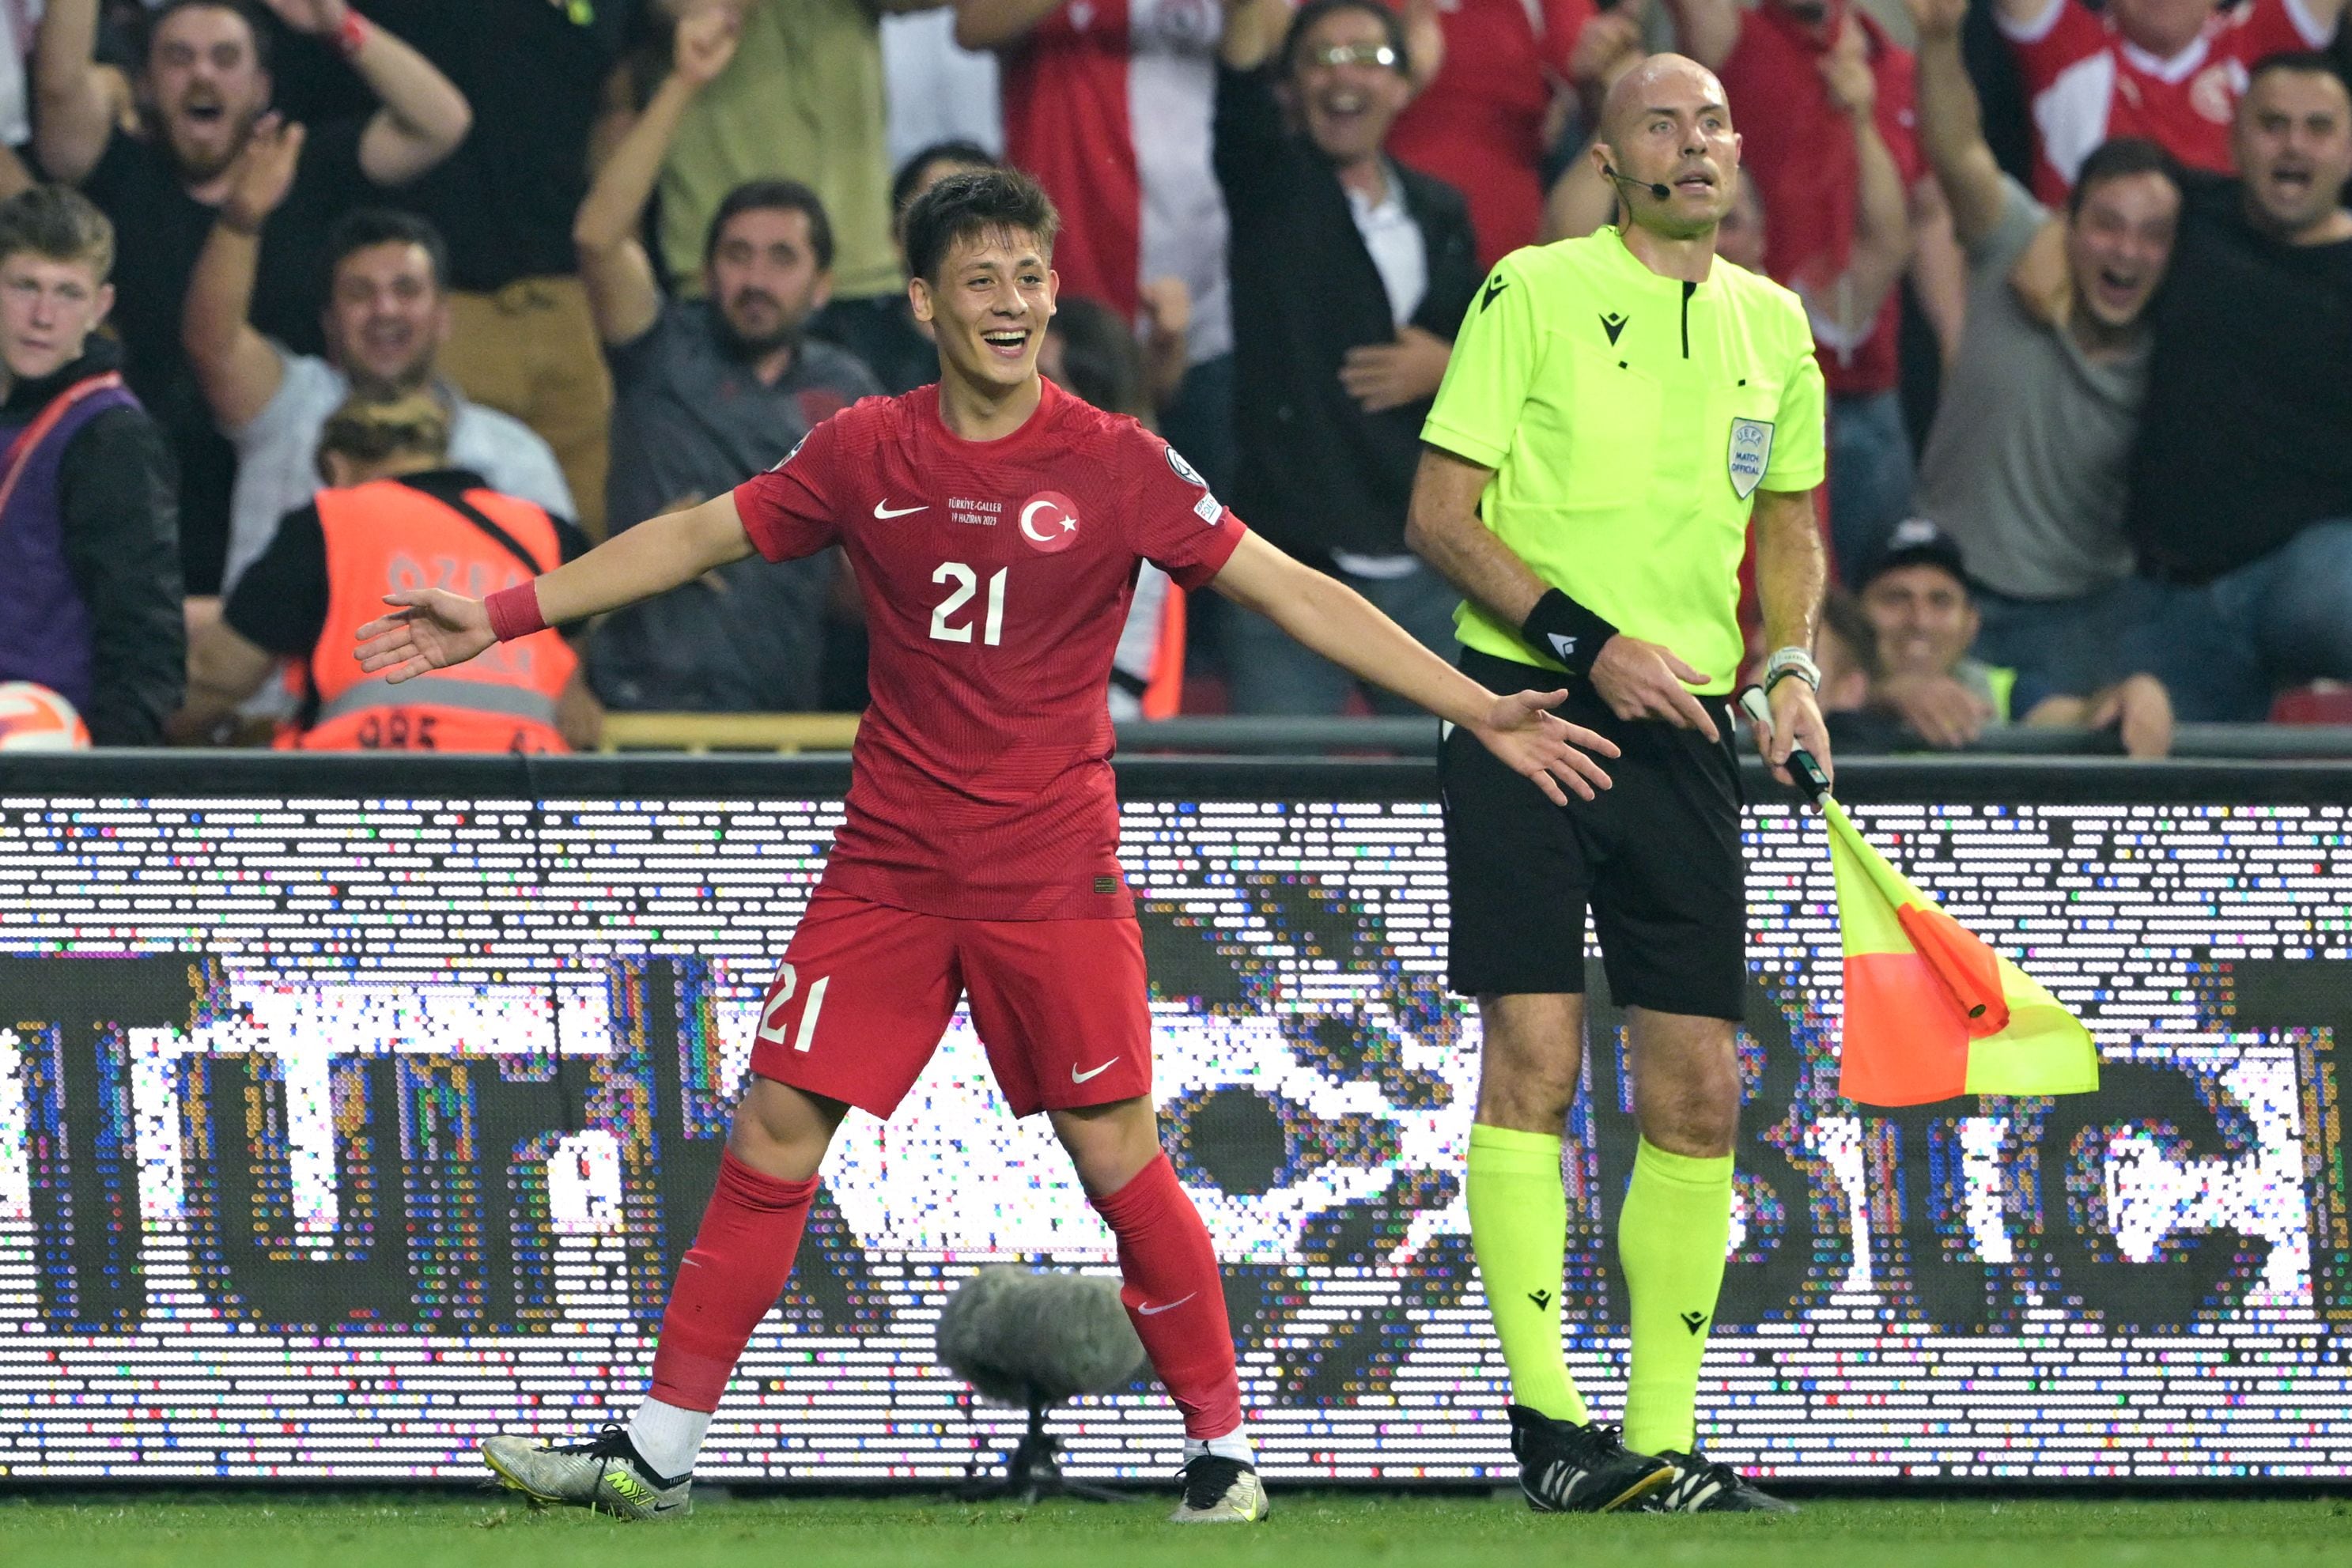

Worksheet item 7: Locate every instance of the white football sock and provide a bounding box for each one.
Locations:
[1184,1425,1256,1466]
[625,1398,711,1482]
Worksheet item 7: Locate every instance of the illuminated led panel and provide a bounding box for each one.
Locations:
[0,784,2346,1481]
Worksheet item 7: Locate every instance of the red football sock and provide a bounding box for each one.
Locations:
[647,1150,818,1413]
[1091,1153,1243,1440]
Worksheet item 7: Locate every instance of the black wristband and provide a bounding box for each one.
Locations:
[1521,588,1619,678]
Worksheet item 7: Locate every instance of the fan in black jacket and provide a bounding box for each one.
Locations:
[1213,0,1481,714]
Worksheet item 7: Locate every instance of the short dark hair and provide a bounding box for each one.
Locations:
[1283,0,1409,77]
[2067,137,2178,219]
[0,184,116,282]
[2246,49,2352,98]
[705,179,836,273]
[325,207,448,293]
[891,140,1000,221]
[145,0,272,71]
[902,167,1060,286]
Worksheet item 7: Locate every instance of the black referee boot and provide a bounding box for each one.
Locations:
[1640,1445,1799,1513]
[1507,1404,1675,1513]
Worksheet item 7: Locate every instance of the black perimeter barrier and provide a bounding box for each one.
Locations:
[0,748,2348,1487]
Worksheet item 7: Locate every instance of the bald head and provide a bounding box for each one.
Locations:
[1591,52,1742,242]
[1601,54,1730,144]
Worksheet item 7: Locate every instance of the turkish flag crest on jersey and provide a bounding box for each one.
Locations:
[1017,490,1082,554]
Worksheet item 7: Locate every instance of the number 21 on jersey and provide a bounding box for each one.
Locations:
[930,561,1007,645]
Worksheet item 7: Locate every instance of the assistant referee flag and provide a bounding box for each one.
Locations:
[1825,798,2098,1106]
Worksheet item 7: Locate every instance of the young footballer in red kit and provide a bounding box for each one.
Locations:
[354,168,1617,1524]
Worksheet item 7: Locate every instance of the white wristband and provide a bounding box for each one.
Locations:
[1762,646,1821,693]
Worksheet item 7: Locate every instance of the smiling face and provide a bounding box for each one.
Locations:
[705,206,832,357]
[0,253,112,382]
[910,227,1057,396]
[325,241,446,393]
[1860,564,1979,681]
[1288,6,1412,168]
[1593,56,1744,241]
[2234,66,2352,236]
[2065,168,2179,328]
[145,4,271,183]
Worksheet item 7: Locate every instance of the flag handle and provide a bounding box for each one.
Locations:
[1738,686,1832,806]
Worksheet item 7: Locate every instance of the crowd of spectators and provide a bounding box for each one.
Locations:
[0,0,2345,754]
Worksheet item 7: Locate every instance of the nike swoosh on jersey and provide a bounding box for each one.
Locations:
[1136,1293,1196,1316]
[873,500,927,519]
[1070,1059,1118,1083]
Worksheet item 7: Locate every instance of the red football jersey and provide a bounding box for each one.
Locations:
[1718,2,1923,399]
[732,378,1246,921]
[2002,0,2331,202]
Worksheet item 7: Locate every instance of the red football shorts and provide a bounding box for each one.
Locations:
[747,889,1154,1118]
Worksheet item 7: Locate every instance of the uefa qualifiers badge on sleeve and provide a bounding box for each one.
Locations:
[1728,418,1773,500]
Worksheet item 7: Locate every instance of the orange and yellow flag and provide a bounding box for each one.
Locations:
[1825,798,2098,1107]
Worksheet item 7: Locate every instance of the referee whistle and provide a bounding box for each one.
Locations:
[1738,686,1832,807]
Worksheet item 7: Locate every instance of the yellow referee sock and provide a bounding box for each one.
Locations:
[1465,1124,1588,1424]
[1618,1137,1734,1455]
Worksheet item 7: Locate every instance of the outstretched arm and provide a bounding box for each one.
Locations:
[1658,0,1742,70]
[1210,531,1619,804]
[1218,0,1290,70]
[1844,99,1915,342]
[1809,14,1912,344]
[1908,0,2010,247]
[184,115,301,433]
[259,0,472,186]
[355,495,757,680]
[32,0,119,184]
[574,5,741,347]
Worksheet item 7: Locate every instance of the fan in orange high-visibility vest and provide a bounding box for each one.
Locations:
[1737,689,2100,1108]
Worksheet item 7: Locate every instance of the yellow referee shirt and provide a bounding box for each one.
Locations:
[1421,225,1827,695]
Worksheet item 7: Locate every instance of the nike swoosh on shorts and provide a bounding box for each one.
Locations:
[1070,1060,1117,1082]
[1136,1294,1196,1316]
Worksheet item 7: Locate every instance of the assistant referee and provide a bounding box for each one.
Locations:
[1403,54,1832,1516]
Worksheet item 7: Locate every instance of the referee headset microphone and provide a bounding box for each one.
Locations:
[1601,165,1674,200]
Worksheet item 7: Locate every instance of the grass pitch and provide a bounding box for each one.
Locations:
[2,1491,2346,1568]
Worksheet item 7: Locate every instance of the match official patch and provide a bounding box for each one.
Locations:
[1727,418,1774,501]
[1193,493,1223,525]
[1166,446,1208,487]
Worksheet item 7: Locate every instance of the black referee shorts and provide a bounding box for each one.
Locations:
[1440,647,1746,1021]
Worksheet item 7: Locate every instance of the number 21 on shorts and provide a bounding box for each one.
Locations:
[930,562,1006,645]
[758,962,832,1053]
